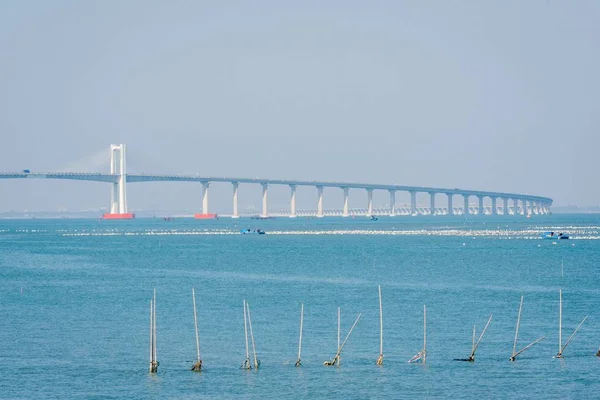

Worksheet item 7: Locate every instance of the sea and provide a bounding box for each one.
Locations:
[1,214,599,399]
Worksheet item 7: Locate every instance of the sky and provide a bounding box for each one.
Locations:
[0,0,599,213]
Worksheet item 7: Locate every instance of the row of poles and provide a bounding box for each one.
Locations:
[149,286,595,373]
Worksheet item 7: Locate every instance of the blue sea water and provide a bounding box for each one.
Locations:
[1,214,600,399]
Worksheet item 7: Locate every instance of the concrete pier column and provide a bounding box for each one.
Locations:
[520,199,526,215]
[317,186,324,218]
[108,144,128,215]
[410,191,417,215]
[232,182,239,218]
[389,190,396,216]
[201,181,209,214]
[290,185,297,218]
[447,193,453,215]
[478,195,485,215]
[503,198,509,215]
[491,197,497,215]
[513,199,519,215]
[429,192,436,216]
[533,201,540,214]
[367,189,374,216]
[342,187,349,217]
[261,183,268,218]
[463,195,469,215]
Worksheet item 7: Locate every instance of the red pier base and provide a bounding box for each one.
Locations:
[194,213,218,219]
[103,213,136,220]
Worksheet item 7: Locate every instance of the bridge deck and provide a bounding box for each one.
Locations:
[0,172,552,203]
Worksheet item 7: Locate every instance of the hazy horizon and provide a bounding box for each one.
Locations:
[1,1,599,212]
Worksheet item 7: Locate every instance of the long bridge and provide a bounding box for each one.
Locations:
[0,144,553,219]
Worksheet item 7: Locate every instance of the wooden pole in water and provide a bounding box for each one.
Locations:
[242,299,251,369]
[376,285,384,365]
[337,307,341,352]
[149,289,158,373]
[512,295,524,361]
[559,315,588,357]
[191,288,202,371]
[246,302,259,369]
[153,289,157,371]
[423,304,427,364]
[558,289,562,357]
[513,336,545,360]
[337,307,341,366]
[296,303,304,367]
[149,298,153,372]
[325,313,362,366]
[471,325,476,357]
[469,315,492,361]
[338,313,362,355]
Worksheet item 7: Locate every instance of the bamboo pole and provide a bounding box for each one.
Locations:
[558,315,588,357]
[376,286,383,365]
[325,313,362,366]
[512,336,545,360]
[512,295,524,360]
[153,289,157,370]
[247,302,259,369]
[191,288,202,371]
[337,307,341,366]
[149,290,158,373]
[337,307,341,352]
[296,303,303,367]
[408,305,428,363]
[471,325,476,356]
[469,315,492,361]
[149,298,153,372]
[558,289,562,356]
[338,313,362,355]
[241,299,251,369]
[423,304,427,364]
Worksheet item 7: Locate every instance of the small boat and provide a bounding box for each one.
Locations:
[250,216,276,220]
[240,229,265,235]
[370,216,378,221]
[542,231,569,240]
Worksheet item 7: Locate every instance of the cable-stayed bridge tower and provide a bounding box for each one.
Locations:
[106,144,134,219]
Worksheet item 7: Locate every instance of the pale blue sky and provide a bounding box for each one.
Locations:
[0,1,599,212]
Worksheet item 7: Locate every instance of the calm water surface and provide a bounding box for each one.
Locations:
[1,214,600,399]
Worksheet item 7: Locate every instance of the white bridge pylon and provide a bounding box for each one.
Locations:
[0,144,553,218]
[109,144,128,215]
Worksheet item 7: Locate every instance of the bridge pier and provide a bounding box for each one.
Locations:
[261,184,268,218]
[478,195,485,215]
[342,187,349,217]
[463,195,469,215]
[290,185,297,218]
[317,186,324,217]
[389,190,396,216]
[429,192,436,216]
[104,144,134,219]
[193,181,217,219]
[367,189,373,216]
[232,182,239,218]
[503,198,509,215]
[491,197,497,215]
[410,191,417,215]
[202,182,209,214]
[447,193,453,215]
